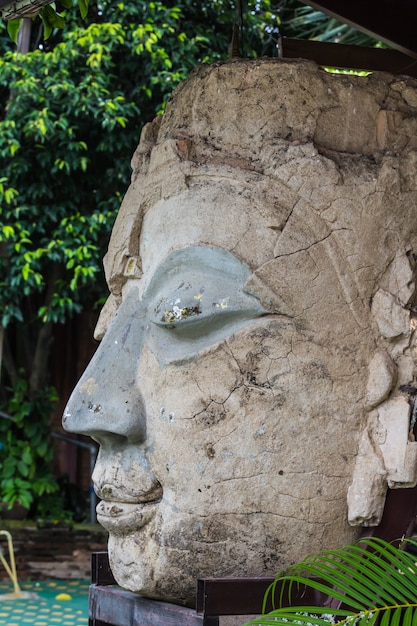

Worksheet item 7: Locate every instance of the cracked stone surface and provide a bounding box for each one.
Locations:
[64,59,417,606]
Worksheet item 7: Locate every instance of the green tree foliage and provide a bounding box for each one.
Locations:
[0,381,58,509]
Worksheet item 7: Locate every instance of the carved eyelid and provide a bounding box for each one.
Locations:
[149,278,258,330]
[147,280,267,367]
[142,247,267,362]
[143,247,258,326]
[152,280,230,315]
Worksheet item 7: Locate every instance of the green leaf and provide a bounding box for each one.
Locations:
[17,459,29,477]
[17,491,33,509]
[39,5,65,38]
[21,447,32,466]
[40,9,53,40]
[2,225,15,238]
[36,439,48,457]
[7,19,22,44]
[78,0,89,19]
[21,264,30,280]
[43,5,65,28]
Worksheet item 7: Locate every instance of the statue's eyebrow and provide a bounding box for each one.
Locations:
[144,245,253,298]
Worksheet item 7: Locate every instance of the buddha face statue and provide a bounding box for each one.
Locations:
[63,59,417,605]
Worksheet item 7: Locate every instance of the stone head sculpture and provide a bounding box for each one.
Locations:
[63,59,417,605]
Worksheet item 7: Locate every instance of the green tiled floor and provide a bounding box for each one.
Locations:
[0,579,89,625]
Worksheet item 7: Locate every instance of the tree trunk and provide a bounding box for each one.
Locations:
[17,18,31,53]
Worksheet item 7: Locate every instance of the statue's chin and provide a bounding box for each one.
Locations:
[107,532,195,606]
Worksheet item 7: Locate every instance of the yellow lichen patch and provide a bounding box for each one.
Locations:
[79,377,98,395]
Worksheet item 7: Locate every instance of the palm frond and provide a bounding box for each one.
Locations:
[279,2,383,47]
[243,537,417,626]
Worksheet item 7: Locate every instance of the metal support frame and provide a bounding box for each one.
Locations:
[0,531,21,595]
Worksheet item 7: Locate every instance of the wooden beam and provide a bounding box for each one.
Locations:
[301,0,417,59]
[0,0,51,20]
[281,38,417,78]
[91,552,117,586]
[89,585,219,626]
[196,577,326,617]
[360,484,417,543]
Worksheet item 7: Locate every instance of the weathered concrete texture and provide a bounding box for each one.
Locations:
[64,59,417,606]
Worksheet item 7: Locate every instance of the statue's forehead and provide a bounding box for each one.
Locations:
[103,165,285,295]
[101,58,417,324]
[138,182,279,293]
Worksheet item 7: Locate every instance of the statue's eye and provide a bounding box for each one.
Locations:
[152,289,238,333]
[144,245,267,361]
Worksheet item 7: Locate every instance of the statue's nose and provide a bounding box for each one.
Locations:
[62,284,147,444]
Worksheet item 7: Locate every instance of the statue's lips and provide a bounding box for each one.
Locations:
[96,500,158,532]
